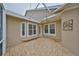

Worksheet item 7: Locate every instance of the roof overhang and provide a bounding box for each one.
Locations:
[50,4,67,14]
[5,9,40,23]
[61,5,79,13]
[40,13,61,23]
[40,3,79,24]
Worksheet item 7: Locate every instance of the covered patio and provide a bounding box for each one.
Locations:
[5,38,74,56]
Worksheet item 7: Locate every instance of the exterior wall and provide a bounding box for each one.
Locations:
[42,20,61,41]
[78,9,79,49]
[61,8,79,55]
[6,15,39,48]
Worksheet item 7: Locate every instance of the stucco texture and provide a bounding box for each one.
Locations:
[42,20,61,41]
[61,8,79,55]
[6,15,39,48]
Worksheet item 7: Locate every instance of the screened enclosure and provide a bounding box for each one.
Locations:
[0,4,3,56]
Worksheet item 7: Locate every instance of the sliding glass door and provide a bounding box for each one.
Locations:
[0,4,3,56]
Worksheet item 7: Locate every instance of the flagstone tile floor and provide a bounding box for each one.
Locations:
[5,37,74,56]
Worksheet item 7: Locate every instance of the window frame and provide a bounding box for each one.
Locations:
[33,24,36,34]
[28,24,32,35]
[27,23,37,37]
[44,24,48,34]
[49,23,56,36]
[20,22,26,38]
[43,23,56,36]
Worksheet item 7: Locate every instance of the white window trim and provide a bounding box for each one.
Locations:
[27,23,38,37]
[43,23,56,36]
[49,23,56,36]
[20,22,26,38]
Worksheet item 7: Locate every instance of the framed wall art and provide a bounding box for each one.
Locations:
[63,19,73,31]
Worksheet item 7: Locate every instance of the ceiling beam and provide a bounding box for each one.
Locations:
[35,3,40,9]
[35,3,51,12]
[42,3,51,12]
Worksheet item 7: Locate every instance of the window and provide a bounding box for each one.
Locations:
[29,24,32,35]
[22,23,25,35]
[28,23,37,36]
[39,26,40,34]
[20,23,37,37]
[44,23,56,35]
[45,25,48,33]
[21,22,26,37]
[50,24,55,34]
[33,25,36,34]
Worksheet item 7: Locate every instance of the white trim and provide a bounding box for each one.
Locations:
[20,22,26,38]
[43,22,56,36]
[2,9,6,56]
[49,23,56,36]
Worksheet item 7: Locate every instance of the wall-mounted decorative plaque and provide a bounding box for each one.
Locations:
[63,19,73,31]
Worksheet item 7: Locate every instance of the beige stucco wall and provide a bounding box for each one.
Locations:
[6,15,39,48]
[61,8,79,55]
[42,20,61,41]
